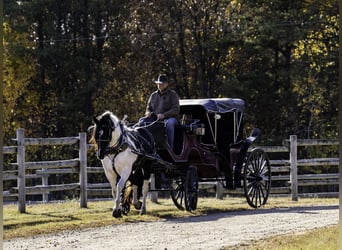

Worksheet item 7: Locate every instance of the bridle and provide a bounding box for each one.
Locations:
[96,117,125,155]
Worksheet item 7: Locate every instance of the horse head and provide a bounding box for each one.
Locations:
[90,111,121,160]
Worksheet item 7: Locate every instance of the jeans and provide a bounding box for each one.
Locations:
[138,115,178,148]
[164,117,178,148]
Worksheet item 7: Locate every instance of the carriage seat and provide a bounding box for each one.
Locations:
[139,118,205,155]
[140,120,185,155]
[180,116,205,136]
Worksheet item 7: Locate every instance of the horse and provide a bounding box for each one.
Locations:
[89,111,155,217]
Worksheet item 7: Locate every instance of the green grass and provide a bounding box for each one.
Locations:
[3,196,339,250]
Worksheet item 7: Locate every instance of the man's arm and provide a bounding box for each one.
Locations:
[145,94,153,117]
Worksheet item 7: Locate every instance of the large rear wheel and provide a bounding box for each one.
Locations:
[243,148,271,208]
[184,165,198,212]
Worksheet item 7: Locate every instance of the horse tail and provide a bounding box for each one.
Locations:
[121,183,133,213]
[88,125,98,150]
[122,183,133,205]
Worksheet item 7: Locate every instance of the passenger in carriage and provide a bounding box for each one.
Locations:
[138,74,180,149]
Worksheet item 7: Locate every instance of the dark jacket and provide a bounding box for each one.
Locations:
[146,88,180,119]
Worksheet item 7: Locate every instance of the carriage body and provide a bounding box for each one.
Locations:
[147,98,243,171]
[177,98,244,178]
[143,98,271,210]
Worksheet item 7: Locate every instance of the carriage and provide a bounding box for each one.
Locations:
[141,98,271,211]
[90,98,271,217]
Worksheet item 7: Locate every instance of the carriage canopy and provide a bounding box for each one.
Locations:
[179,98,244,113]
[179,98,244,149]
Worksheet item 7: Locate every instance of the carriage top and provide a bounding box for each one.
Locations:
[179,98,244,113]
[179,98,244,148]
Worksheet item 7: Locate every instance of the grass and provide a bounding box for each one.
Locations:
[246,225,339,250]
[3,196,339,249]
[225,225,339,250]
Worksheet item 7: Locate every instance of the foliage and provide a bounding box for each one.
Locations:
[3,0,338,144]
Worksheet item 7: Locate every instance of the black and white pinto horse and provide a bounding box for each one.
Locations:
[89,111,156,217]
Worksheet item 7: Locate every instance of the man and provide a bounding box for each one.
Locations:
[139,74,180,149]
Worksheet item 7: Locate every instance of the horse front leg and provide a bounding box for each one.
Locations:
[140,179,150,215]
[101,158,119,216]
[112,177,127,218]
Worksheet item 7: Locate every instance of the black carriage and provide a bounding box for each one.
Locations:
[142,98,271,211]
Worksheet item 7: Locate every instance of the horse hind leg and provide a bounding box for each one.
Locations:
[140,179,150,215]
[121,182,133,215]
[132,184,142,210]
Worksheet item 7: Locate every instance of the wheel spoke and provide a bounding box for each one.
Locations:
[243,148,271,208]
[170,179,185,211]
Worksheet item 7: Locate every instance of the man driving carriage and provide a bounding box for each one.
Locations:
[138,74,180,149]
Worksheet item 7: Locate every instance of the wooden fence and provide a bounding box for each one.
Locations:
[3,129,88,213]
[288,135,339,200]
[3,129,339,212]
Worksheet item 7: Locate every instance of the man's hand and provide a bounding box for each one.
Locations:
[157,114,165,120]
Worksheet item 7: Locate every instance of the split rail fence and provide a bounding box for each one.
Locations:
[3,129,339,213]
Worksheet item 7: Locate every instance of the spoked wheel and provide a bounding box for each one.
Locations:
[184,165,198,212]
[170,177,185,211]
[243,148,271,208]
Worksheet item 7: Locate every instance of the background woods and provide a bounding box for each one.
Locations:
[3,0,338,144]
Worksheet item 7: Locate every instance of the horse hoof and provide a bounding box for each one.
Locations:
[122,204,130,215]
[133,201,142,210]
[139,207,146,215]
[112,209,122,218]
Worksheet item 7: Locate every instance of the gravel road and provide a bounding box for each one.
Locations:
[3,204,338,250]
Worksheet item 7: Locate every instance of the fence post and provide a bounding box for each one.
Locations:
[216,181,224,199]
[290,135,298,201]
[17,128,26,213]
[42,174,49,202]
[79,132,88,208]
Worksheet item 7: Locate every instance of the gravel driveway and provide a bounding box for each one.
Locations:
[3,204,338,250]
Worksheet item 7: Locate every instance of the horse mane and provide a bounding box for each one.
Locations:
[88,128,98,150]
[88,111,120,149]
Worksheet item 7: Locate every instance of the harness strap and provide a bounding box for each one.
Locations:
[107,123,154,177]
[107,124,129,178]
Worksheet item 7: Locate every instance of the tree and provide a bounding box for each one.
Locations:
[3,0,339,143]
[223,0,338,142]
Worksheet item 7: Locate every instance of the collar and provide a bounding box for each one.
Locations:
[157,87,170,95]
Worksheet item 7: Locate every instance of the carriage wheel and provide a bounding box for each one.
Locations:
[170,177,185,211]
[243,148,271,208]
[184,165,198,212]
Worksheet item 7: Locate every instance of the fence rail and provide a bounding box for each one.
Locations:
[3,128,87,212]
[3,129,339,212]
